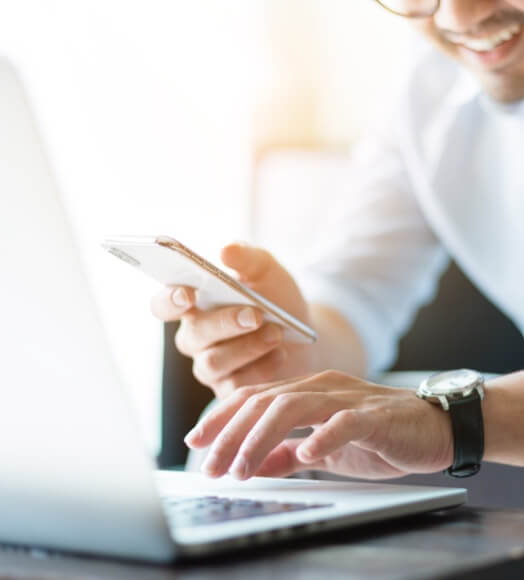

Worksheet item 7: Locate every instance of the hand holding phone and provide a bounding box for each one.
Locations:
[102,236,316,344]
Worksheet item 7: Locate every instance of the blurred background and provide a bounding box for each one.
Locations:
[0,0,410,450]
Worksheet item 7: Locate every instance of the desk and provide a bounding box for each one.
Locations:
[2,507,524,579]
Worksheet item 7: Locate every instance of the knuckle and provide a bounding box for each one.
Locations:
[219,377,243,397]
[191,359,209,386]
[272,392,299,412]
[200,349,222,377]
[226,375,246,391]
[214,381,234,399]
[246,393,272,412]
[231,387,249,404]
[244,430,262,449]
[337,409,356,423]
[319,369,346,382]
[193,357,217,388]
[235,385,258,402]
[174,328,191,356]
[217,308,237,336]
[215,429,237,449]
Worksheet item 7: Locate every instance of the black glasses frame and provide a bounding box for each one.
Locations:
[374,0,440,18]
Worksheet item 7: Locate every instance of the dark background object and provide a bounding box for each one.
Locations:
[158,261,524,507]
[393,261,524,374]
[158,322,213,468]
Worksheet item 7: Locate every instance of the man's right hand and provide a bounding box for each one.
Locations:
[150,243,316,399]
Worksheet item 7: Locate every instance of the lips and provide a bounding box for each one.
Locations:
[451,24,524,70]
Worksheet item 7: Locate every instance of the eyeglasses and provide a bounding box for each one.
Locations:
[374,0,440,18]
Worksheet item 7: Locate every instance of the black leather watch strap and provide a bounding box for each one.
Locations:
[446,390,484,478]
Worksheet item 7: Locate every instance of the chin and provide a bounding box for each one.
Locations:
[478,75,524,102]
[458,57,524,102]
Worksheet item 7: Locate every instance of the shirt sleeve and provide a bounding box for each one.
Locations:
[297,131,449,377]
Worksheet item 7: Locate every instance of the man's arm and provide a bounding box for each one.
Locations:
[484,371,524,467]
[309,304,367,376]
[184,369,524,481]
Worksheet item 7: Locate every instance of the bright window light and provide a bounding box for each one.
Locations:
[0,0,261,452]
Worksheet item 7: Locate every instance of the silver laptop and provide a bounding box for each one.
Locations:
[0,58,466,563]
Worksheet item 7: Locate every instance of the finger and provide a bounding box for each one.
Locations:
[228,393,348,480]
[296,409,376,464]
[184,387,258,449]
[185,373,343,448]
[254,439,325,478]
[199,391,277,478]
[192,323,283,385]
[221,243,309,319]
[220,243,275,283]
[175,306,264,355]
[150,286,196,321]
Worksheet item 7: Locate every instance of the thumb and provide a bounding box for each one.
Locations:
[221,242,294,289]
[221,243,277,282]
[221,242,309,322]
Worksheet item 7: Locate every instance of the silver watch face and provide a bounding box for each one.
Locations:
[421,369,483,397]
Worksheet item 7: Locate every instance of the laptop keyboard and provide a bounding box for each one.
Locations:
[162,496,331,528]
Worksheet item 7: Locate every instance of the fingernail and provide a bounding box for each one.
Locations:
[237,308,257,329]
[172,288,189,308]
[262,324,282,344]
[231,456,249,480]
[184,425,202,445]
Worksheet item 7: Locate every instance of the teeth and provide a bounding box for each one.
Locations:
[460,24,522,53]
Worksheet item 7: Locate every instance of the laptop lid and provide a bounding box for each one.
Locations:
[0,58,176,562]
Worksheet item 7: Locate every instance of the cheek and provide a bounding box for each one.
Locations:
[411,20,437,45]
[411,20,458,59]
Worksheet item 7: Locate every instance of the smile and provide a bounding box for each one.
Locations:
[454,23,522,53]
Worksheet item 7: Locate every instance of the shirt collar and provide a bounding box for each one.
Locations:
[478,94,524,118]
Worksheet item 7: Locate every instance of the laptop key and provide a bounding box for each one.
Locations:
[161,496,331,528]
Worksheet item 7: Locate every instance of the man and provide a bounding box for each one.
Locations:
[152,0,524,482]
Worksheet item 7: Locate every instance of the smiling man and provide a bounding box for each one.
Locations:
[409,0,524,100]
[153,1,524,482]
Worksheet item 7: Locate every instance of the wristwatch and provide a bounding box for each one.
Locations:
[416,369,485,478]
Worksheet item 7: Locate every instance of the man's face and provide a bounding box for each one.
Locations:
[413,0,524,101]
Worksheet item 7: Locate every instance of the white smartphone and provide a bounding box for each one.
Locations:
[102,235,317,344]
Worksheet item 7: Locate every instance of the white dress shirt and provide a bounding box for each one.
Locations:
[300,45,524,376]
